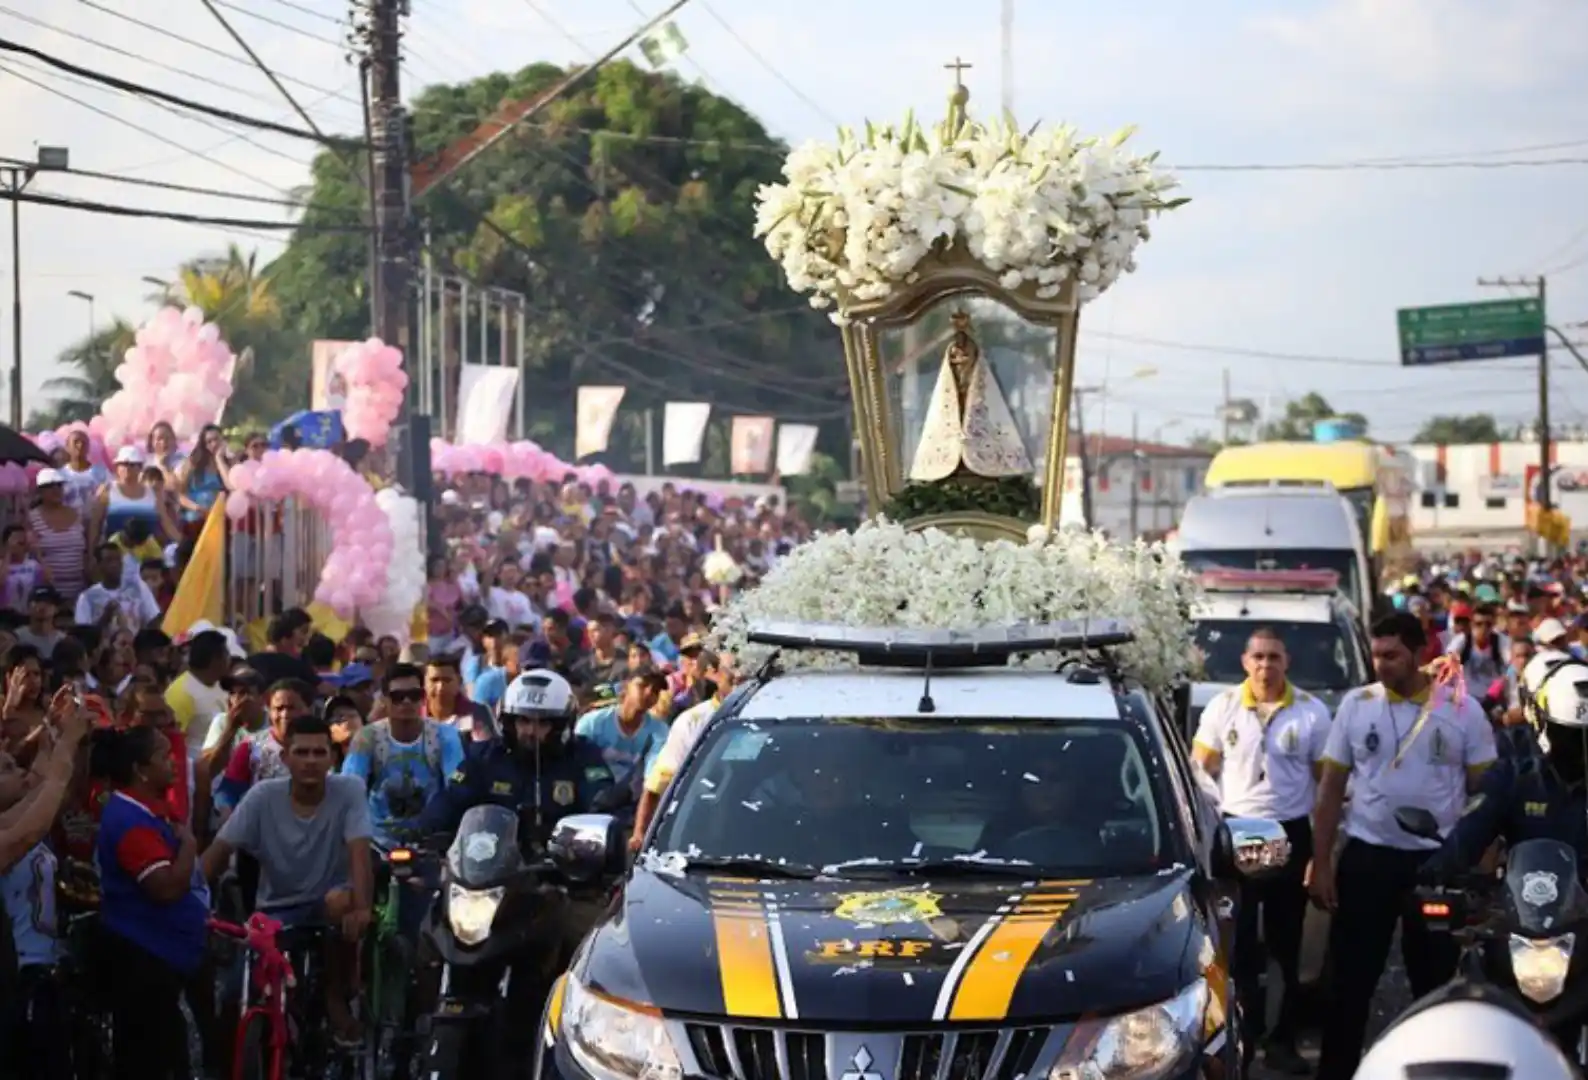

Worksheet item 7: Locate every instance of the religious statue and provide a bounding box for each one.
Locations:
[908,311,1034,482]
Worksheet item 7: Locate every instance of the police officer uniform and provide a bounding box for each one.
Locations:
[417,736,616,841]
[1314,682,1498,1080]
[1193,680,1330,1067]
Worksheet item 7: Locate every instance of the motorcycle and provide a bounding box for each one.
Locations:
[1397,805,1588,1062]
[416,805,623,1080]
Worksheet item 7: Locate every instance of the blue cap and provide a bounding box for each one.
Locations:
[332,662,375,688]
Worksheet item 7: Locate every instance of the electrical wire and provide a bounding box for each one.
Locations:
[0,60,309,198]
[0,159,355,214]
[0,188,369,230]
[0,37,363,146]
[207,0,348,49]
[698,0,839,126]
[74,0,358,107]
[259,0,342,25]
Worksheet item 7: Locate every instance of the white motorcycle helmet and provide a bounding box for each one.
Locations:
[501,669,575,724]
[1355,984,1575,1079]
[1519,641,1588,735]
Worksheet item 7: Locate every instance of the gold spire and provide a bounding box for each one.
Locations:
[944,57,972,137]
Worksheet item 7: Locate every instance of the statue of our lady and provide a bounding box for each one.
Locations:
[907,310,1033,482]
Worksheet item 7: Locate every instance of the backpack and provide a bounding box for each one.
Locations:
[370,720,445,785]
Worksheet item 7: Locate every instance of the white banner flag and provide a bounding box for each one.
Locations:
[310,339,357,412]
[730,416,775,474]
[662,402,712,466]
[454,363,521,445]
[775,423,820,476]
[575,385,626,459]
[214,348,242,425]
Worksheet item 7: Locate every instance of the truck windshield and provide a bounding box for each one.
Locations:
[1193,618,1363,692]
[650,717,1172,878]
[1182,549,1360,610]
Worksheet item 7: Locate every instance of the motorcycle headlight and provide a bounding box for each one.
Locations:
[1510,932,1575,1004]
[563,977,681,1080]
[447,883,504,946]
[1050,978,1208,1080]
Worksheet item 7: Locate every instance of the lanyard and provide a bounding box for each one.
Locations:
[1388,695,1439,770]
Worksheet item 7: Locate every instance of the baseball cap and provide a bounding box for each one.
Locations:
[28,585,60,605]
[220,664,266,692]
[1535,618,1569,646]
[33,467,64,488]
[114,446,145,466]
[332,662,375,688]
[177,619,247,659]
[1449,602,1474,620]
[679,633,705,654]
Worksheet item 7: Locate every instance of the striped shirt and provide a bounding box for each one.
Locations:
[28,507,85,600]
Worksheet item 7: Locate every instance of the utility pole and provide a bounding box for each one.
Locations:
[1072,385,1099,529]
[1220,367,1232,445]
[1129,411,1140,538]
[1000,0,1014,117]
[366,0,412,421]
[1477,276,1548,517]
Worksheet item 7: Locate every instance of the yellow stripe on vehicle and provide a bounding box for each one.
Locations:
[712,908,783,1019]
[547,974,567,1036]
[948,889,1082,1021]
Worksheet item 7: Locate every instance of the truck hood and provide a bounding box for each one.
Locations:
[576,865,1206,1025]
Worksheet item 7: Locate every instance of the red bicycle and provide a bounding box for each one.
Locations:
[209,913,295,1080]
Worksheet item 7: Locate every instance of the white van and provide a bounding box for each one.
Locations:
[1172,485,1377,626]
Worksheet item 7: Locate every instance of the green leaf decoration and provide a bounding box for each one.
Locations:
[881,476,1041,523]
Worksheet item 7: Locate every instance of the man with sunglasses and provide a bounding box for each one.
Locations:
[340,663,465,850]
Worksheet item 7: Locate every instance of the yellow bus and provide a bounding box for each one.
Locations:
[1205,441,1415,577]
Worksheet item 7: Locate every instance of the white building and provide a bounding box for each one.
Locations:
[1409,440,1588,539]
[1061,435,1213,539]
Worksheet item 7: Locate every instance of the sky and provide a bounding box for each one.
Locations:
[2,0,1588,448]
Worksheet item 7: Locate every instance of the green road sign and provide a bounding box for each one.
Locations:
[1397,298,1545,366]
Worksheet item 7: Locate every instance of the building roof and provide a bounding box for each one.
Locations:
[1076,434,1213,459]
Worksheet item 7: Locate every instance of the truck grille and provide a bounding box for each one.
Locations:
[682,1025,1049,1080]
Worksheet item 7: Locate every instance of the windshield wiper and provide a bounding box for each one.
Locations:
[676,855,821,880]
[826,858,1040,880]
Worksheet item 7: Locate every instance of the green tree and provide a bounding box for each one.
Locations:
[30,318,136,429]
[1411,413,1503,445]
[266,59,848,468]
[1259,392,1368,441]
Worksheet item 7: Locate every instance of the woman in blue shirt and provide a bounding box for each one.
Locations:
[92,725,209,1080]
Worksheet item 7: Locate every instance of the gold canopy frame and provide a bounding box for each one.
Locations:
[837,249,1082,542]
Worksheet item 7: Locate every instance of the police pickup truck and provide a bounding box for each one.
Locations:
[535,619,1294,1080]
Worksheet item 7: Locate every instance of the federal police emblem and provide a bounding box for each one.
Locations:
[833,889,944,926]
[552,780,576,806]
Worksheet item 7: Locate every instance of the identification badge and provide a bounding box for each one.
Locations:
[490,780,514,795]
[1364,727,1380,755]
[1225,728,1239,747]
[553,780,576,806]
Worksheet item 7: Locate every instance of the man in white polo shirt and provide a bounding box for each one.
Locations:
[1192,626,1329,1075]
[1311,612,1498,1080]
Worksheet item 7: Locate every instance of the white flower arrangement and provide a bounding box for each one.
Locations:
[702,549,743,587]
[711,520,1201,691]
[753,112,1183,322]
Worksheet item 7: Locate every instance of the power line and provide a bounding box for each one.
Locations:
[0,188,369,230]
[0,60,306,198]
[259,0,343,25]
[74,0,358,107]
[0,158,334,212]
[207,0,348,49]
[698,0,839,125]
[0,37,362,146]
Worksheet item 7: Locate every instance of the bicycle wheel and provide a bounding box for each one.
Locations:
[238,1014,271,1080]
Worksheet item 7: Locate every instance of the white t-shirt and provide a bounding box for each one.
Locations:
[487,586,537,629]
[1322,683,1497,850]
[1444,632,1511,688]
[1192,682,1331,821]
[644,696,719,794]
[73,580,161,635]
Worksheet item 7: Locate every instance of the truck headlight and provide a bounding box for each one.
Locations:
[1510,932,1574,1003]
[447,883,503,946]
[1050,978,1208,1080]
[563,978,681,1080]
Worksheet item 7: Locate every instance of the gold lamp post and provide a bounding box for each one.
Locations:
[837,62,1082,543]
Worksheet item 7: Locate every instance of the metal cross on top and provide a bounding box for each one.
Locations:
[944,56,973,87]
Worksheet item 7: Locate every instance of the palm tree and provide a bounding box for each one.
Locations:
[30,317,137,429]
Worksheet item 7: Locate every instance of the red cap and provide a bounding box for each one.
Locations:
[1449,602,1474,619]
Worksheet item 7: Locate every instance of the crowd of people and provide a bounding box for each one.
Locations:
[0,417,817,1080]
[1193,550,1588,1078]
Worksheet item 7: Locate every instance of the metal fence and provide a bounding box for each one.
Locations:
[225,497,333,627]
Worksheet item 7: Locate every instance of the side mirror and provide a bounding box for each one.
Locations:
[1214,817,1292,881]
[1395,806,1442,842]
[549,813,623,881]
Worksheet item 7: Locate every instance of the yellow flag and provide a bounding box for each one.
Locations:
[306,601,353,644]
[163,496,227,637]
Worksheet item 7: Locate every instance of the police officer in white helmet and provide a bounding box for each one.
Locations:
[1353,980,1575,1079]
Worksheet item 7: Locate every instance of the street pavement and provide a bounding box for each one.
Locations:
[1249,948,1412,1079]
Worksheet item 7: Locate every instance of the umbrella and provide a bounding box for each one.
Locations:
[0,424,52,467]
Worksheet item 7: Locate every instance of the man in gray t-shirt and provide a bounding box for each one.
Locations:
[213,773,374,917]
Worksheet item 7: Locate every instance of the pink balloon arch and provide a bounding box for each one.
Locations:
[226,448,393,619]
[335,338,406,447]
[428,438,614,486]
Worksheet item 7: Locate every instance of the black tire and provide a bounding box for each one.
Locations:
[239,1014,271,1080]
